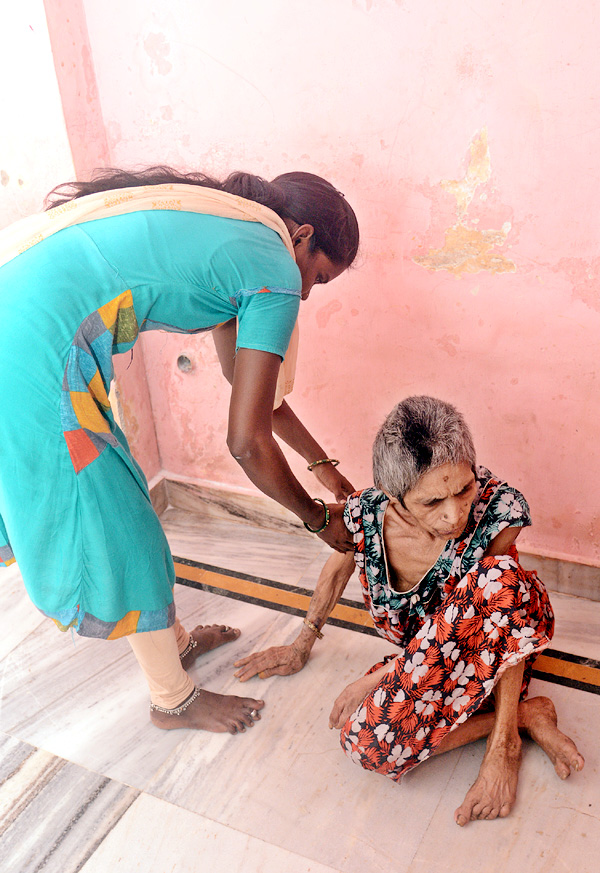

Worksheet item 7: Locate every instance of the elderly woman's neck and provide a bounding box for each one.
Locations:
[383,495,424,530]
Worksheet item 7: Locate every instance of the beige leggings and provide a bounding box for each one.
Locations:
[127,618,195,709]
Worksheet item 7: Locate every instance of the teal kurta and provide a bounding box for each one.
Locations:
[0,209,301,638]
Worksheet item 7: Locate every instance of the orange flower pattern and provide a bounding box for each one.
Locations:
[340,467,554,780]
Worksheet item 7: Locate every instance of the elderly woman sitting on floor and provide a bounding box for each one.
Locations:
[234,396,584,826]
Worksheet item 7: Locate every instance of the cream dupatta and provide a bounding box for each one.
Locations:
[0,183,299,407]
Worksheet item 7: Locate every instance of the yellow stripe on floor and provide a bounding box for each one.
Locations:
[174,561,600,691]
[174,561,374,628]
[533,653,600,688]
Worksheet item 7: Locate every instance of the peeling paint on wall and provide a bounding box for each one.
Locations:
[416,222,515,277]
[144,33,173,76]
[413,128,516,278]
[443,128,491,217]
[554,256,600,313]
[316,299,342,328]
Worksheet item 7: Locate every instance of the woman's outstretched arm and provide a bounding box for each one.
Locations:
[227,345,351,550]
[213,321,354,503]
[234,551,355,681]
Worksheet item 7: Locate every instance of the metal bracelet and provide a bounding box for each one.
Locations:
[179,635,198,661]
[303,498,330,534]
[307,458,340,472]
[303,617,324,639]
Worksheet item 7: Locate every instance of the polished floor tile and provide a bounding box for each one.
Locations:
[79,793,342,873]
[0,564,45,662]
[1,507,599,873]
[162,506,327,589]
[163,505,364,602]
[0,733,138,873]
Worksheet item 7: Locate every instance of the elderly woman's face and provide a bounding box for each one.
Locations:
[402,461,477,540]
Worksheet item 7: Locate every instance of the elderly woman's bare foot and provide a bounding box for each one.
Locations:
[180,624,241,669]
[520,696,585,779]
[150,689,264,734]
[455,734,522,826]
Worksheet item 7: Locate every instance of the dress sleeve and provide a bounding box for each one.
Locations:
[208,225,302,359]
[480,484,532,546]
[236,290,300,359]
[343,492,363,536]
[343,492,366,570]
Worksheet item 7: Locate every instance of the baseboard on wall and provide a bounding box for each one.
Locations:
[518,551,600,602]
[149,477,169,518]
[150,476,600,602]
[159,477,306,535]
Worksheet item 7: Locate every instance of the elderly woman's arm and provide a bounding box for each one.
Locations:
[328,662,390,729]
[484,525,521,556]
[214,321,354,503]
[234,551,355,681]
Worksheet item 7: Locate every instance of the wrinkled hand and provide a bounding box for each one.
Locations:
[312,464,355,503]
[233,643,310,682]
[328,675,376,729]
[315,504,354,552]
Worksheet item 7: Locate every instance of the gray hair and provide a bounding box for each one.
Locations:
[372,396,476,499]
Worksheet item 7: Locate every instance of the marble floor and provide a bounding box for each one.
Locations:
[1,502,599,873]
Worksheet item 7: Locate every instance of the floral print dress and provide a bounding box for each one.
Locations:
[340,466,554,781]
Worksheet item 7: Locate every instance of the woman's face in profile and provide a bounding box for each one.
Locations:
[402,461,477,540]
[296,247,344,300]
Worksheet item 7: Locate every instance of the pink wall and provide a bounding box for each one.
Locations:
[43,0,110,177]
[39,0,162,481]
[33,2,600,564]
[0,2,75,228]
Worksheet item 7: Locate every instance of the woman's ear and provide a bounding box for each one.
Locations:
[291,223,315,247]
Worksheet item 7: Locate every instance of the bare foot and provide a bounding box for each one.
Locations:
[519,696,585,779]
[180,624,241,669]
[150,689,265,734]
[455,734,522,826]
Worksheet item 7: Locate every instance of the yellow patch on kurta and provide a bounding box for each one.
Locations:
[97,289,134,331]
[108,611,141,639]
[88,370,111,409]
[69,391,111,432]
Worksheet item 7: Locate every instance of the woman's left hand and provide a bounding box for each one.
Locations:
[312,463,355,503]
[328,674,378,729]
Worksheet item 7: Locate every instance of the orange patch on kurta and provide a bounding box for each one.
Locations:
[64,429,100,473]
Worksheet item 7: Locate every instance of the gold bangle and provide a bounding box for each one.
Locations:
[307,458,340,472]
[303,618,324,639]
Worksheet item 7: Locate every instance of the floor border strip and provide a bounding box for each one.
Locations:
[173,556,600,695]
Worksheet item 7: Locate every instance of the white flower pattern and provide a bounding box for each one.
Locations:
[338,467,554,783]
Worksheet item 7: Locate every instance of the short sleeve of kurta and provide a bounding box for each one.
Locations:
[206,224,302,359]
[236,291,300,359]
[475,477,532,549]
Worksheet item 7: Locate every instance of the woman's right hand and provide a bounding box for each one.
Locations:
[311,462,355,503]
[233,643,310,682]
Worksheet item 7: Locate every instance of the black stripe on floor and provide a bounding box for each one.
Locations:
[173,555,600,696]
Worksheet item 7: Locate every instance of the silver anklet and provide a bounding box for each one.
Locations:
[150,686,201,716]
[179,636,198,661]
